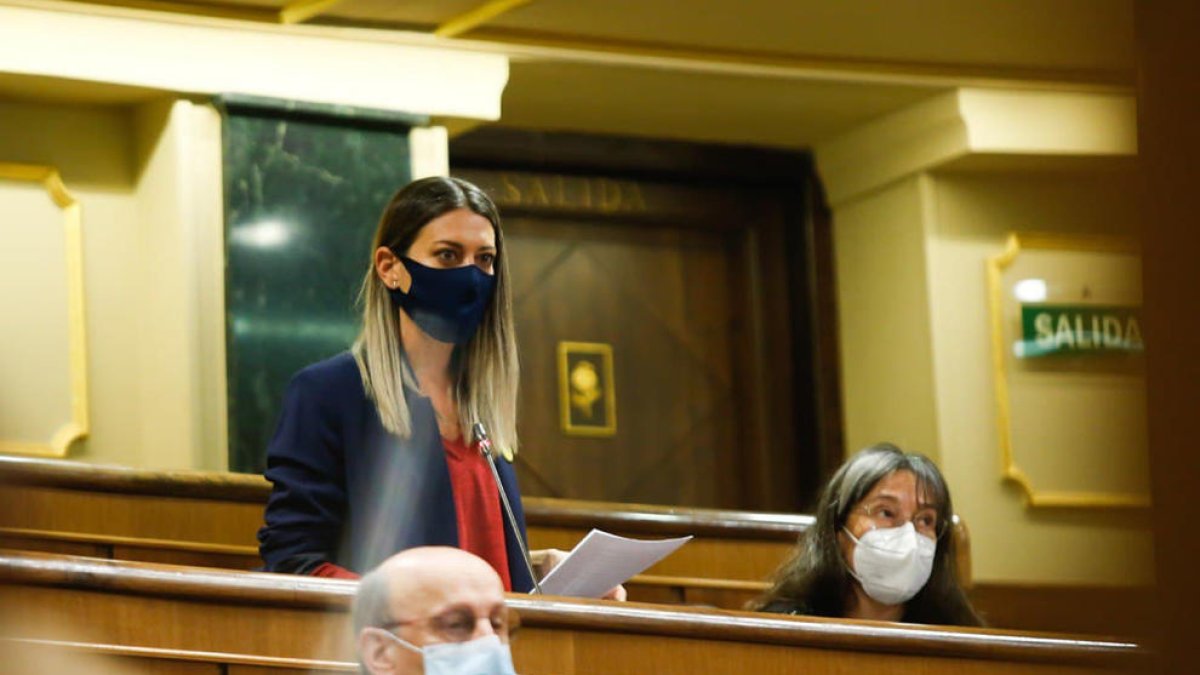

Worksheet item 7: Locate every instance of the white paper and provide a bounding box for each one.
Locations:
[536,528,692,598]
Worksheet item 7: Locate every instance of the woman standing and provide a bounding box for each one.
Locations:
[257,176,532,591]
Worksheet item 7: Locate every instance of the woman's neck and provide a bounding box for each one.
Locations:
[398,309,454,394]
[845,586,905,623]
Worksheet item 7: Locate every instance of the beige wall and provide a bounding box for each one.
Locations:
[924,171,1152,584]
[0,98,227,470]
[833,176,942,464]
[0,171,76,451]
[831,167,1154,585]
[823,85,1152,585]
[0,3,501,468]
[129,100,228,470]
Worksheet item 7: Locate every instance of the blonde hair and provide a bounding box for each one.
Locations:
[351,177,519,455]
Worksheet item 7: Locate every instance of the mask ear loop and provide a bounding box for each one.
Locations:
[840,526,870,585]
[371,627,423,656]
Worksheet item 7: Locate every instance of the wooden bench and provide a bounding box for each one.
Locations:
[0,455,825,605]
[0,550,1145,675]
[4,454,1151,638]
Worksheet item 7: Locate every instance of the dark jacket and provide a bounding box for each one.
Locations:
[256,352,534,592]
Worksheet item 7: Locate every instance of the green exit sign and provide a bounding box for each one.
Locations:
[1019,304,1144,358]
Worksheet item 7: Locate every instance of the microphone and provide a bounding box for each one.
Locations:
[473,422,543,595]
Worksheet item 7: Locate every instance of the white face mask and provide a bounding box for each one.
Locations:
[843,521,936,606]
[379,631,517,675]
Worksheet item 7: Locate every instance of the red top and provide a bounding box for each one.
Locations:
[442,434,512,591]
[311,561,359,579]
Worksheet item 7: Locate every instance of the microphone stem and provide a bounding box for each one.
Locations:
[474,423,543,595]
[484,453,543,595]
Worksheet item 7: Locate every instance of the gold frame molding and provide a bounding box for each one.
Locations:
[0,163,90,457]
[987,232,1148,509]
[558,341,617,437]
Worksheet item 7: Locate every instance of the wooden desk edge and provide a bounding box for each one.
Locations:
[2,637,358,671]
[0,456,815,539]
[0,550,1147,667]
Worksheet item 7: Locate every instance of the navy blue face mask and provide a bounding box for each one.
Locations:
[388,256,497,344]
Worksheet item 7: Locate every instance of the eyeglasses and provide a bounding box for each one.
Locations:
[381,606,516,644]
[851,500,946,539]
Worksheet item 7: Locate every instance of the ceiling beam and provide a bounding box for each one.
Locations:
[18,0,1132,94]
[465,26,1134,93]
[435,0,534,38]
[278,0,346,25]
[55,0,275,23]
[0,3,510,119]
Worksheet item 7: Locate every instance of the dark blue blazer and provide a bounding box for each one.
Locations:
[256,352,534,592]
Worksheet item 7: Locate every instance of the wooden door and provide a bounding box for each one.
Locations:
[451,131,841,512]
[508,212,739,507]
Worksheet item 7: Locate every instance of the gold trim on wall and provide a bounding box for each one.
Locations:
[0,163,90,458]
[558,341,617,437]
[986,232,1148,509]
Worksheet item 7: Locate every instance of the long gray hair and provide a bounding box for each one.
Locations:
[351,177,519,455]
[751,443,982,626]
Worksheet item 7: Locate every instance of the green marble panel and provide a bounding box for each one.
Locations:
[221,102,414,473]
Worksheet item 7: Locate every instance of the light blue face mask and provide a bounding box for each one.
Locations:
[379,630,517,675]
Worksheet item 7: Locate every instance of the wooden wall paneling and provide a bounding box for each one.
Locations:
[0,437,1160,640]
[1,455,815,575]
[102,657,220,675]
[452,135,819,511]
[449,128,817,184]
[678,585,761,610]
[623,574,766,610]
[229,666,353,675]
[462,167,757,509]
[511,596,1143,674]
[0,525,259,570]
[0,532,109,559]
[1136,1,1200,672]
[0,455,270,500]
[504,213,741,507]
[728,193,802,513]
[6,644,223,675]
[0,457,987,590]
[1,584,355,662]
[508,629,575,675]
[758,194,803,513]
[788,175,846,499]
[525,524,794,581]
[554,631,1103,675]
[0,484,263,548]
[108,545,259,570]
[728,213,770,514]
[2,639,355,674]
[969,583,1155,640]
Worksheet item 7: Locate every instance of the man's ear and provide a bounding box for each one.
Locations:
[359,630,395,675]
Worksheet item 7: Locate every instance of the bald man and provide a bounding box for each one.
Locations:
[353,547,517,675]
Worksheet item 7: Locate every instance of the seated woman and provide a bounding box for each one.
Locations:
[751,443,982,626]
